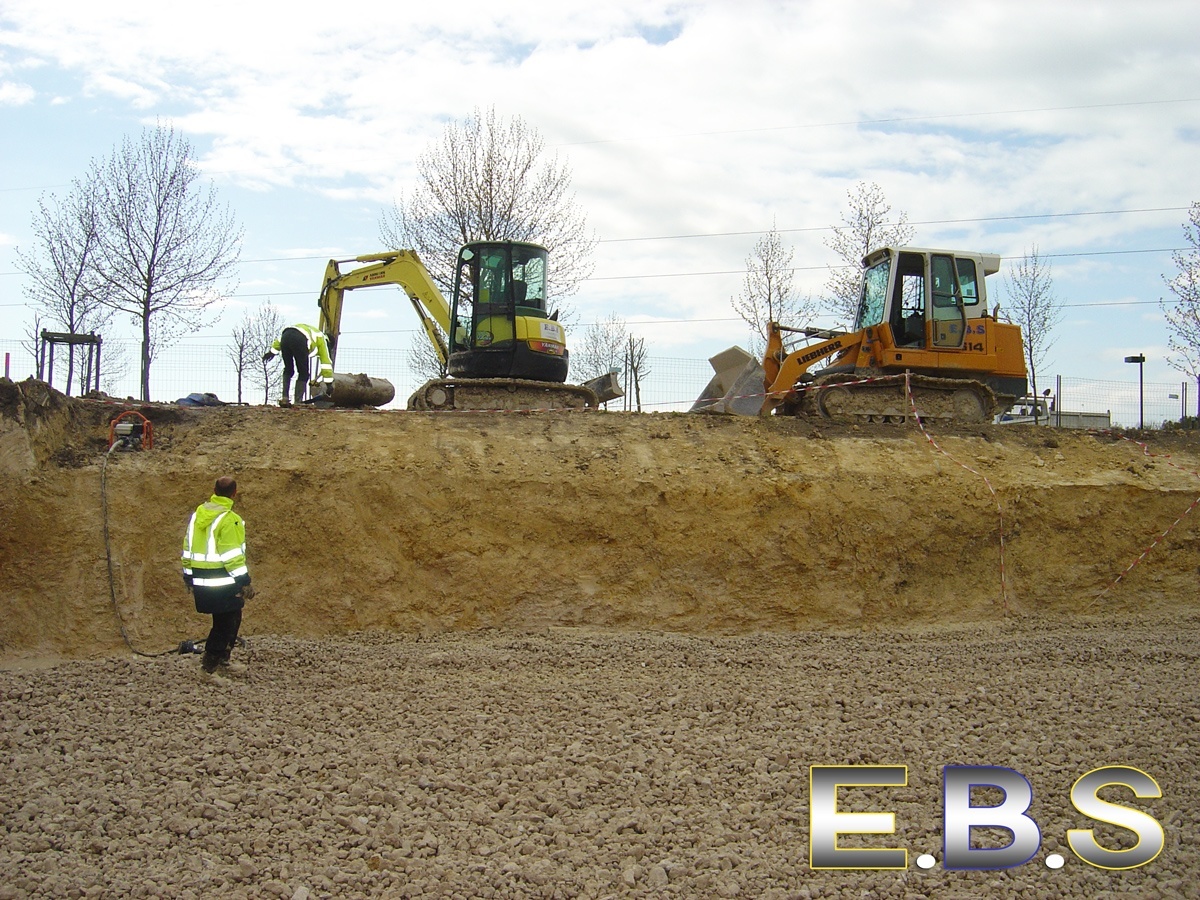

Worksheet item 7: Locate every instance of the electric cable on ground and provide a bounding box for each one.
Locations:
[101,438,199,659]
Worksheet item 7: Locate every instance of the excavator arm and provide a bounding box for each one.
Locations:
[317,250,451,368]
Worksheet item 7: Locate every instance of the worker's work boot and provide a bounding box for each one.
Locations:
[293,382,306,406]
[278,396,292,408]
[199,658,230,684]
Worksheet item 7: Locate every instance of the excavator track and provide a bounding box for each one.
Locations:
[798,373,998,425]
[407,378,599,412]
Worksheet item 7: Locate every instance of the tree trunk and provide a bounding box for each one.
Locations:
[140,294,152,401]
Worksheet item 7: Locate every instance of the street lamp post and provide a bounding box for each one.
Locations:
[1125,354,1146,429]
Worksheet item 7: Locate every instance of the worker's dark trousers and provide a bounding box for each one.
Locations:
[279,327,310,403]
[202,609,243,672]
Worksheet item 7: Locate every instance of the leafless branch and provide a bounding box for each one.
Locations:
[822,182,915,327]
[379,107,595,307]
[92,123,242,399]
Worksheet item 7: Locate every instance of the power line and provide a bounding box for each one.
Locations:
[597,207,1192,244]
[0,245,1186,309]
[1,205,1186,283]
[560,98,1200,147]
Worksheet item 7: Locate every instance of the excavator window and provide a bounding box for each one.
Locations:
[511,249,547,315]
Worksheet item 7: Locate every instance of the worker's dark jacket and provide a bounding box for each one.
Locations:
[181,495,251,614]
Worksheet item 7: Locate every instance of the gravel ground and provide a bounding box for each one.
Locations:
[2,615,1198,899]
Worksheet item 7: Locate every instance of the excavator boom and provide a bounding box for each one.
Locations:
[318,250,450,367]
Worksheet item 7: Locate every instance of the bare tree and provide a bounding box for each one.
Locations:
[407,328,446,384]
[228,305,285,404]
[823,182,915,327]
[92,124,242,400]
[19,313,46,382]
[623,333,650,412]
[14,178,115,395]
[1004,245,1063,419]
[1162,201,1200,415]
[379,107,594,319]
[228,307,283,405]
[573,312,628,385]
[228,314,253,405]
[731,224,816,358]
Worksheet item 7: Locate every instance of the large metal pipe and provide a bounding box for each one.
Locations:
[326,372,395,408]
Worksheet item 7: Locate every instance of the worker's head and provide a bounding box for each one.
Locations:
[214,475,238,498]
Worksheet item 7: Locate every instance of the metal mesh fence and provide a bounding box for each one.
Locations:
[2,338,1196,428]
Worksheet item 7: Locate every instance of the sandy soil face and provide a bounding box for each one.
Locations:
[2,379,1199,896]
[2,621,1197,898]
[2,378,1199,658]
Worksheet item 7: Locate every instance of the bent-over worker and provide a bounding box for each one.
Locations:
[263,323,334,407]
[182,475,255,677]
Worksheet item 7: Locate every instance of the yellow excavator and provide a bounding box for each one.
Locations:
[696,245,1028,422]
[317,240,616,410]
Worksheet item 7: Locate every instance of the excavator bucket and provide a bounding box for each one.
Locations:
[690,347,766,416]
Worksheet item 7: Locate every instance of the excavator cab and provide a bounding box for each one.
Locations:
[448,241,570,383]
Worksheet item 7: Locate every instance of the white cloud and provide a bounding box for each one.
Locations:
[1,0,1199,382]
[0,80,34,105]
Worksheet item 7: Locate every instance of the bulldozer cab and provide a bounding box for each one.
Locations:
[856,247,995,352]
[448,240,569,383]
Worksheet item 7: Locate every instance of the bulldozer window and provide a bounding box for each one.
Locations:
[888,252,926,347]
[897,275,926,346]
[931,255,959,309]
[955,258,980,307]
[855,257,891,330]
[931,255,966,348]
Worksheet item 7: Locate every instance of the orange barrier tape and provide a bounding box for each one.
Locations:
[1090,431,1200,604]
[902,372,1009,612]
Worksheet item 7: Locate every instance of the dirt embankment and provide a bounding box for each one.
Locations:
[3,378,1200,899]
[2,377,1198,659]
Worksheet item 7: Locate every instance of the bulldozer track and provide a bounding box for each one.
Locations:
[407,378,599,412]
[799,373,998,425]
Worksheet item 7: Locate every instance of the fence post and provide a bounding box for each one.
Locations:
[1055,374,1062,428]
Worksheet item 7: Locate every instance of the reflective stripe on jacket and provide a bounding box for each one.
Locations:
[182,495,250,589]
[271,323,334,383]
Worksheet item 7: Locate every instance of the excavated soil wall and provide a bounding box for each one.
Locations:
[4,379,1200,898]
[2,378,1198,659]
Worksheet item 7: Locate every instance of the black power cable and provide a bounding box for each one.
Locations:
[100,438,202,659]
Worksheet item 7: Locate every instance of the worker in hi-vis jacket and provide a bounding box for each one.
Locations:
[182,475,254,678]
[263,323,334,407]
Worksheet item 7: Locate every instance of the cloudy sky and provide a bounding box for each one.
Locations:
[2,0,1199,396]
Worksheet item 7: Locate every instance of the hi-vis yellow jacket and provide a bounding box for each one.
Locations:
[182,494,250,613]
[273,323,334,384]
